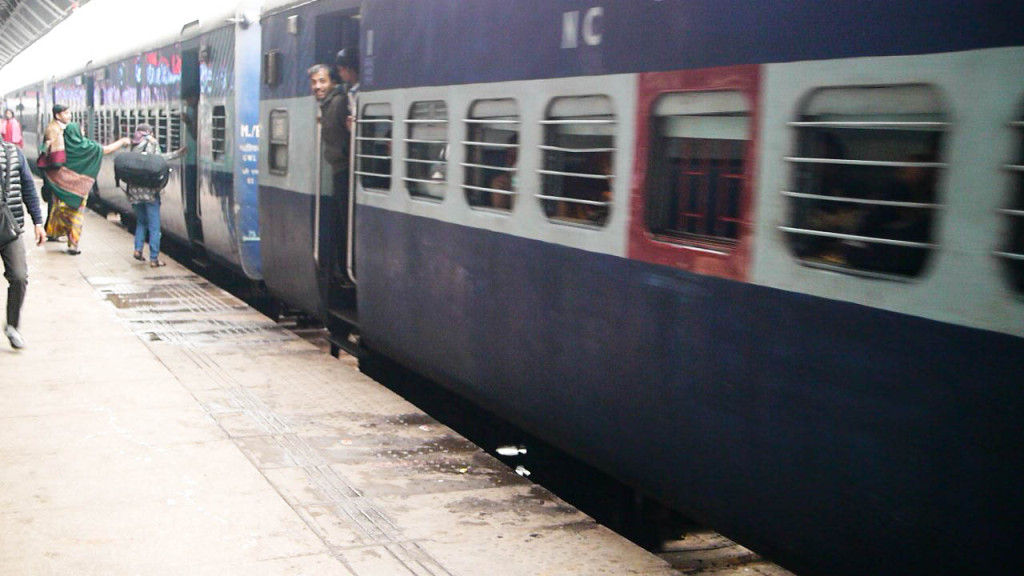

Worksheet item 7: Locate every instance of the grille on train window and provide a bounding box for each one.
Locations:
[998,111,1024,295]
[157,109,170,152]
[647,91,749,246]
[781,84,948,280]
[170,109,182,151]
[212,105,227,161]
[268,109,288,175]
[540,95,615,227]
[356,103,393,191]
[405,101,448,200]
[463,99,519,212]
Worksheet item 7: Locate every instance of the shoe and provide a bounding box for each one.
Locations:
[67,247,81,255]
[133,250,145,261]
[150,259,166,267]
[46,235,60,243]
[4,325,24,349]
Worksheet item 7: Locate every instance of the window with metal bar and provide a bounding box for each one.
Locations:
[647,91,748,246]
[540,95,615,226]
[169,109,182,151]
[463,99,518,211]
[998,114,1024,295]
[157,109,170,152]
[268,109,288,175]
[405,101,447,200]
[212,105,227,161]
[356,103,392,191]
[782,84,947,279]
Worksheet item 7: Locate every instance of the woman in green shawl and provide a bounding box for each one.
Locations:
[39,104,129,254]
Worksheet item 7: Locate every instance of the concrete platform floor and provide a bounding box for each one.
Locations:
[1,210,680,576]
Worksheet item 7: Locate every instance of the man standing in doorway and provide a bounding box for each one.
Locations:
[308,63,350,285]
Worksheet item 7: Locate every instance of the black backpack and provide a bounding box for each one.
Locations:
[114,151,170,190]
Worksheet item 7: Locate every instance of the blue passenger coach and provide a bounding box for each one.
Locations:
[351,2,1024,575]
[5,7,263,279]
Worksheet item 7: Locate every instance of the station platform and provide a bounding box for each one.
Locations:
[1,209,681,575]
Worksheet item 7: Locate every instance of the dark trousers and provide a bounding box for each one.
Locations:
[1,234,27,328]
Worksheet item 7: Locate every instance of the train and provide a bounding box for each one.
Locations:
[3,1,1023,575]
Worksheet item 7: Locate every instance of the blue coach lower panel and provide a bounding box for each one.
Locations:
[356,205,1023,576]
[259,185,342,320]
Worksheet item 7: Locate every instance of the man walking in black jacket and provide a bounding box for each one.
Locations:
[2,140,46,349]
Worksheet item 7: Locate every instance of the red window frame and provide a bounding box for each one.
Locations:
[629,65,760,282]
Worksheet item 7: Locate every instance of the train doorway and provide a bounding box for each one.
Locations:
[180,47,204,248]
[313,10,360,321]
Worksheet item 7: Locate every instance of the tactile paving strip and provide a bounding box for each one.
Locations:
[89,270,460,575]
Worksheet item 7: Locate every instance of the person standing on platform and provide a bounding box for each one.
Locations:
[1,140,46,349]
[38,104,129,255]
[1,110,24,148]
[125,123,186,267]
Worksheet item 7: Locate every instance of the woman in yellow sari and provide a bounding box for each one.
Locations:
[39,104,128,254]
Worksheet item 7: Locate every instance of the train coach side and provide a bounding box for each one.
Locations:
[351,2,1024,575]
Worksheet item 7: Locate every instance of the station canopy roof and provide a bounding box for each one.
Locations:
[0,0,89,71]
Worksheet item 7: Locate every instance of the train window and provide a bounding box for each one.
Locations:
[646,91,749,246]
[998,111,1024,295]
[268,109,288,175]
[782,84,948,279]
[263,50,282,86]
[212,105,227,161]
[463,99,519,212]
[169,109,182,151]
[540,95,615,226]
[356,103,393,191]
[157,109,169,152]
[404,100,448,200]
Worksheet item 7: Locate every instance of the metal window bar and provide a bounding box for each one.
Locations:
[536,194,610,208]
[460,162,517,173]
[995,251,1024,262]
[405,119,448,124]
[355,170,392,178]
[539,119,615,125]
[462,183,516,196]
[357,154,391,161]
[538,169,612,180]
[786,157,947,169]
[463,118,520,125]
[788,121,950,130]
[406,157,447,166]
[403,176,448,186]
[462,140,519,149]
[781,190,943,210]
[779,226,937,248]
[539,145,616,154]
[404,138,448,145]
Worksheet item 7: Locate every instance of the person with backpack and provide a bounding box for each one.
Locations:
[123,124,185,267]
[1,140,46,349]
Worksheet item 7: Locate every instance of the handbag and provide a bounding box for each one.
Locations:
[0,200,21,248]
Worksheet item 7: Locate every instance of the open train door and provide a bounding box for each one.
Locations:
[179,47,204,250]
[313,9,361,348]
